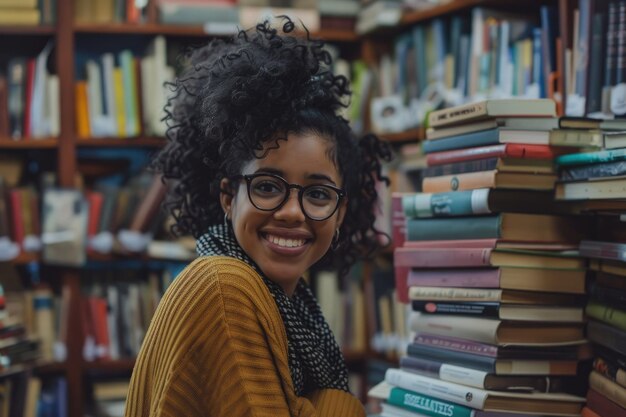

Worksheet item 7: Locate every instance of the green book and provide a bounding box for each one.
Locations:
[407,215,501,241]
[388,386,475,417]
[555,148,626,166]
[586,301,626,332]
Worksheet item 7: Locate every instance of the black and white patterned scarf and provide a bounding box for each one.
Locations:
[196,223,350,396]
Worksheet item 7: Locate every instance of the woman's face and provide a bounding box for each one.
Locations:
[221,132,346,295]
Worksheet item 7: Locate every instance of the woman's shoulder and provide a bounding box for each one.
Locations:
[166,255,274,310]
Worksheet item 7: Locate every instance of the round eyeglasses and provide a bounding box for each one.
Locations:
[231,173,346,221]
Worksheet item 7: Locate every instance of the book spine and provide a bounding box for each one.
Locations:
[385,368,487,409]
[428,101,488,128]
[403,239,498,249]
[555,148,626,166]
[549,130,603,148]
[422,158,499,177]
[587,320,626,357]
[413,333,499,358]
[406,215,500,241]
[593,357,626,388]
[422,171,497,193]
[388,386,476,417]
[426,144,507,166]
[409,287,501,302]
[587,388,626,417]
[400,356,491,390]
[590,282,626,308]
[580,240,626,263]
[586,302,626,332]
[589,370,626,409]
[407,343,496,373]
[402,189,491,218]
[560,160,626,181]
[422,128,500,154]
[407,268,501,289]
[395,248,492,268]
[412,301,501,318]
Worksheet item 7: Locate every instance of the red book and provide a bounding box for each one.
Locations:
[86,191,104,239]
[581,406,602,417]
[395,265,410,303]
[88,296,110,360]
[395,247,493,268]
[587,389,626,417]
[391,193,406,249]
[407,268,502,288]
[22,59,35,139]
[426,143,569,166]
[8,189,24,246]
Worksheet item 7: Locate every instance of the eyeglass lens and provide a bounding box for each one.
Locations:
[248,175,340,220]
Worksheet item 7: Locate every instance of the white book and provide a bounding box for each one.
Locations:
[140,55,154,135]
[45,73,60,137]
[101,53,118,136]
[106,285,120,360]
[30,41,54,138]
[151,35,168,137]
[383,369,584,414]
[86,60,108,137]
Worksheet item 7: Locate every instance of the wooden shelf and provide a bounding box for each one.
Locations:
[75,23,209,36]
[74,23,358,42]
[35,361,68,374]
[342,350,367,363]
[401,0,488,26]
[76,137,166,147]
[380,128,424,143]
[82,359,136,373]
[7,252,41,265]
[363,0,548,36]
[0,138,58,149]
[0,25,55,35]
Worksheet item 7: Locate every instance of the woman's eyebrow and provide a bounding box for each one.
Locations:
[253,168,337,185]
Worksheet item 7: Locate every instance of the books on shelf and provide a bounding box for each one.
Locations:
[76,36,174,140]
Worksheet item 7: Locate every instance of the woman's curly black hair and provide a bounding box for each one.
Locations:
[152,18,392,276]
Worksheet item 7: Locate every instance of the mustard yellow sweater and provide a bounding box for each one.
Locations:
[124,256,366,417]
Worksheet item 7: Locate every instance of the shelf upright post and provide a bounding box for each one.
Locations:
[55,1,83,417]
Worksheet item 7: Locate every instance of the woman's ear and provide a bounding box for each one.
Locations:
[336,198,348,230]
[219,178,234,217]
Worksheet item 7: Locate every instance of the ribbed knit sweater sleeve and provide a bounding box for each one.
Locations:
[124,256,365,417]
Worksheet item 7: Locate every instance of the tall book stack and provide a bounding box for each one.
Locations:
[371,99,592,417]
[553,115,626,417]
[577,239,626,417]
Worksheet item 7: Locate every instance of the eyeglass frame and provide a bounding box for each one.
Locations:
[230,173,346,221]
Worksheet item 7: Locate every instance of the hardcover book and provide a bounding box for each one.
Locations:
[380,369,584,414]
[400,355,579,392]
[406,267,586,294]
[409,313,585,345]
[428,99,557,128]
[405,213,586,243]
[406,343,579,375]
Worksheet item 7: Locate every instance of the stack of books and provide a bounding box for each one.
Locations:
[374,99,592,417]
[555,118,626,206]
[576,238,626,416]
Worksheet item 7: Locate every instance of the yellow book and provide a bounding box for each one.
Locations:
[75,81,90,139]
[0,8,40,25]
[113,68,126,137]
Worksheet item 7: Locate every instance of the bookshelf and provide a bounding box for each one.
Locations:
[1,0,586,416]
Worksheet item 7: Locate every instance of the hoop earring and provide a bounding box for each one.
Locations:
[331,228,340,250]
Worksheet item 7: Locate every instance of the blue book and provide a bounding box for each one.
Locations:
[422,128,501,153]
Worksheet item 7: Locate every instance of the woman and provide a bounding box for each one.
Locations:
[124,18,391,417]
